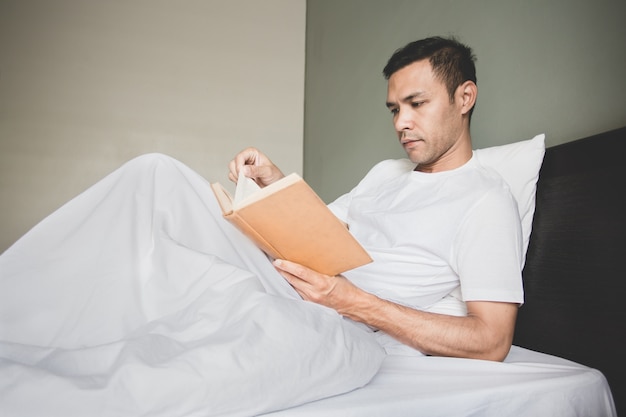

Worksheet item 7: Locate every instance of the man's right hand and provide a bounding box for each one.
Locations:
[228,147,285,187]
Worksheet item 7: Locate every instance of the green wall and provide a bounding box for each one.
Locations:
[304,0,626,202]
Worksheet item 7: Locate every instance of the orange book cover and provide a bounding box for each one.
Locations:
[210,173,372,276]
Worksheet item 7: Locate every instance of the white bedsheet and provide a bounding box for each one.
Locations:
[0,154,616,417]
[266,346,616,416]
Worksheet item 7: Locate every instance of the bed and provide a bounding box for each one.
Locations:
[0,128,621,416]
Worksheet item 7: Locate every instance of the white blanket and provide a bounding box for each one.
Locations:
[0,154,386,416]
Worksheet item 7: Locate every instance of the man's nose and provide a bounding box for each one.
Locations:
[394,108,414,132]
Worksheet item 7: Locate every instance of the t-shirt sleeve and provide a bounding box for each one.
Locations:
[452,189,525,304]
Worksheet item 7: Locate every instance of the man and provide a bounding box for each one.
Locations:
[229,37,524,361]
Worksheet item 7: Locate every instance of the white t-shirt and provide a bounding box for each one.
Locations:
[328,157,524,317]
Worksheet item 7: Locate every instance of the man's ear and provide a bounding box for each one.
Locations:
[458,81,477,116]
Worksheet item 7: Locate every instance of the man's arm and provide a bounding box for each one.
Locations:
[273,259,517,362]
[356,296,517,361]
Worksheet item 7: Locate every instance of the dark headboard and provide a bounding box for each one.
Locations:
[514,126,626,415]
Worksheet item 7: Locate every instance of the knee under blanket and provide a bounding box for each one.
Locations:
[0,154,385,417]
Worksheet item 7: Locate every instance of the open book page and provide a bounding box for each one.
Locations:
[233,170,261,207]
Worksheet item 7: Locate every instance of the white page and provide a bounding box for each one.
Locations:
[233,170,261,207]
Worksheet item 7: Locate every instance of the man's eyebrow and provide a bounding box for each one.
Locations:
[386,91,427,108]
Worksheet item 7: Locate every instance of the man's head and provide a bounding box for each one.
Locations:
[383,36,477,118]
[383,36,478,171]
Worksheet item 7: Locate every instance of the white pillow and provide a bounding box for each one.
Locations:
[474,134,546,260]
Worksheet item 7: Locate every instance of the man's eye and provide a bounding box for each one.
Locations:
[412,101,423,108]
[390,108,399,115]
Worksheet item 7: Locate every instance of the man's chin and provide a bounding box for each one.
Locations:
[404,149,423,164]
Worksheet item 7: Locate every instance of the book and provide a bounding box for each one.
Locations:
[210,172,372,276]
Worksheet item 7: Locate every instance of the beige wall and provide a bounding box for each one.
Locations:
[0,0,306,252]
[304,0,626,202]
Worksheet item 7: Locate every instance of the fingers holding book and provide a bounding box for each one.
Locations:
[273,258,366,318]
[228,147,285,187]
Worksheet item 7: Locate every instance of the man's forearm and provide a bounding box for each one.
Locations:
[340,291,516,361]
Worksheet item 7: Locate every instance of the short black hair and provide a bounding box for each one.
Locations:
[383,36,477,106]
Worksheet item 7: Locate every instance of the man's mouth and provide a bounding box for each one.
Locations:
[401,136,422,146]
